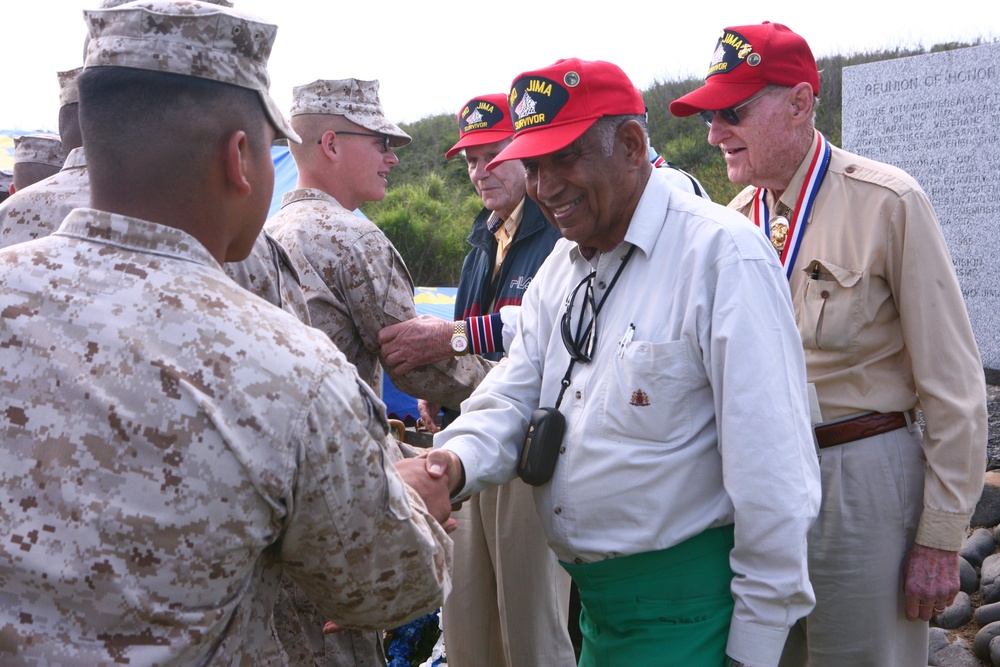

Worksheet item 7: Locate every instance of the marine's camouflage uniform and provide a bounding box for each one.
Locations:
[0,147,89,249]
[0,209,451,665]
[222,230,312,325]
[0,148,310,324]
[267,188,491,408]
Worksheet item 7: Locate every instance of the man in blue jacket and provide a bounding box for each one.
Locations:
[379,93,573,667]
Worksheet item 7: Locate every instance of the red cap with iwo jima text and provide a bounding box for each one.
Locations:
[669,21,820,117]
[445,94,513,159]
[487,58,645,168]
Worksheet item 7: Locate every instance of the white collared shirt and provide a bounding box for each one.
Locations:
[438,176,820,666]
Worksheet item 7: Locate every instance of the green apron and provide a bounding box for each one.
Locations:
[561,525,735,667]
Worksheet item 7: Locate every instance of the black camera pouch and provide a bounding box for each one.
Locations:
[517,407,566,486]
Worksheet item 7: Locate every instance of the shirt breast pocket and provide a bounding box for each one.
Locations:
[599,339,692,444]
[798,259,864,353]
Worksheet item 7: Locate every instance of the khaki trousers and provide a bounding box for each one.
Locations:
[443,479,575,667]
[780,425,928,667]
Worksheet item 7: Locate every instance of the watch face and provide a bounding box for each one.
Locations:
[451,336,469,353]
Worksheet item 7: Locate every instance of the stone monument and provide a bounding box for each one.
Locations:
[842,42,1000,382]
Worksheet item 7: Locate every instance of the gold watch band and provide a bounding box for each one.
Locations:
[451,320,469,356]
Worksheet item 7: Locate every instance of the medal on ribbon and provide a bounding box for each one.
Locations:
[769,216,789,253]
[751,131,832,280]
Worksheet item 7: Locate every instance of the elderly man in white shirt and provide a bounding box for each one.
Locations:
[425,57,821,667]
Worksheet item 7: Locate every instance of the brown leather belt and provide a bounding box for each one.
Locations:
[814,411,908,449]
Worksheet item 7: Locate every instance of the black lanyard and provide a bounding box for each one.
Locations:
[554,244,637,408]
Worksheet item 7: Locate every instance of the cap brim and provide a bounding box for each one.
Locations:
[669,81,767,118]
[345,113,411,147]
[485,116,598,170]
[260,91,301,143]
[445,128,515,159]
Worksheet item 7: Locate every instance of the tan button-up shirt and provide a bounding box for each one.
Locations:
[490,197,525,278]
[731,133,987,550]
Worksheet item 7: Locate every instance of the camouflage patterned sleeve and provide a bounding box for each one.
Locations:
[279,362,452,629]
[338,229,492,409]
[223,231,312,324]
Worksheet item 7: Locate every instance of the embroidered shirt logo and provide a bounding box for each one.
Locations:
[629,389,650,407]
[509,275,532,291]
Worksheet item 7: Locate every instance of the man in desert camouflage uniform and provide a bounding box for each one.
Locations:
[0,68,84,246]
[0,7,308,324]
[9,133,63,194]
[0,2,453,665]
[56,66,84,156]
[268,78,491,405]
[266,77,490,667]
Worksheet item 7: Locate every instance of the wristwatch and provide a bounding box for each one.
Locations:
[725,658,749,667]
[450,320,469,356]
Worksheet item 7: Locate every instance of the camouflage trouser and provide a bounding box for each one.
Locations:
[274,578,386,667]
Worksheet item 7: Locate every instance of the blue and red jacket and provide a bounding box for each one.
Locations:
[455,197,561,362]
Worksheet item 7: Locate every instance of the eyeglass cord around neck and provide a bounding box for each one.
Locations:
[554,244,637,408]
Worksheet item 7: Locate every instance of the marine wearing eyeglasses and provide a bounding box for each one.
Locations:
[266,79,491,666]
[422,57,822,667]
[671,21,987,667]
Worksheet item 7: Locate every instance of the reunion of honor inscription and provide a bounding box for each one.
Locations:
[843,42,1000,380]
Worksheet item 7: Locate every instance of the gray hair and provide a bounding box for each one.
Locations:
[591,114,647,157]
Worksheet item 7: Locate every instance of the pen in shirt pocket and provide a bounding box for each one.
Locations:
[617,323,635,358]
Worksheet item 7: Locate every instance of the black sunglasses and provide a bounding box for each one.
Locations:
[561,271,597,363]
[319,131,391,153]
[698,88,773,127]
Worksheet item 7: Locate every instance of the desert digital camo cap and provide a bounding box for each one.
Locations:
[99,0,233,9]
[445,93,513,159]
[83,0,299,143]
[14,134,64,168]
[58,68,83,107]
[290,78,411,148]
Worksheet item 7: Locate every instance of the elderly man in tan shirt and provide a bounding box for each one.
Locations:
[671,21,988,667]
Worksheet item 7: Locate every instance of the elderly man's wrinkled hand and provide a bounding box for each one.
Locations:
[417,399,442,434]
[903,543,960,621]
[378,315,455,374]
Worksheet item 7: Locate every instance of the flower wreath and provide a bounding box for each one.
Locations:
[384,608,446,667]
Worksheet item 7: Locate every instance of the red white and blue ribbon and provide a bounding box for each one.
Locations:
[751,130,831,279]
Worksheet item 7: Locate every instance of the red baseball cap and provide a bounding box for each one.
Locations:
[445,94,514,159]
[670,22,820,117]
[487,58,645,169]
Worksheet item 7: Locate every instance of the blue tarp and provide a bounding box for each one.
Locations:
[269,144,298,218]
[381,287,458,421]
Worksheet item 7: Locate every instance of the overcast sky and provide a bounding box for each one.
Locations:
[2,1,994,132]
